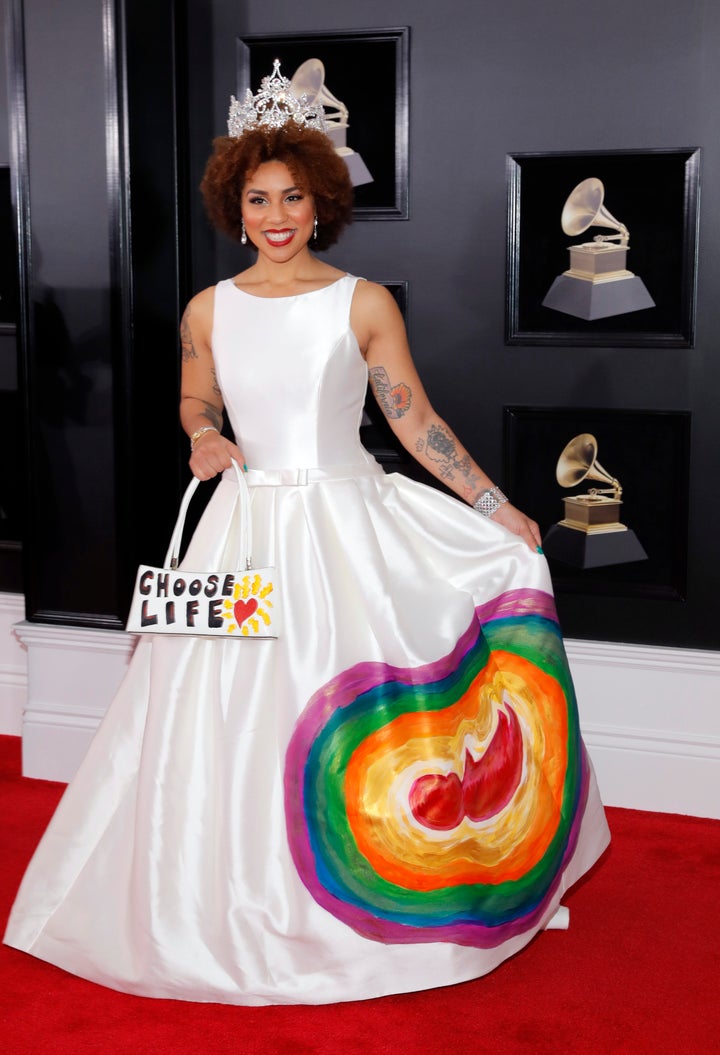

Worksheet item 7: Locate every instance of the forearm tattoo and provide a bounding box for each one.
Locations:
[211,367,221,397]
[180,307,198,362]
[424,423,482,497]
[368,366,412,419]
[201,402,223,432]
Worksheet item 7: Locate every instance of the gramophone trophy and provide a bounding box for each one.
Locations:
[542,434,648,568]
[542,178,655,321]
[290,59,373,187]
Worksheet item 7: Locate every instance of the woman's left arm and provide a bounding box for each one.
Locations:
[351,282,542,552]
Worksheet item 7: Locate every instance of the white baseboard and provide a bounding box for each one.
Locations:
[5,603,720,817]
[566,639,720,819]
[13,620,138,783]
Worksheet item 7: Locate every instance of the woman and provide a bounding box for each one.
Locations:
[184,125,538,548]
[5,63,609,1005]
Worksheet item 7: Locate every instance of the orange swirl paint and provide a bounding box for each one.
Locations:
[345,652,569,891]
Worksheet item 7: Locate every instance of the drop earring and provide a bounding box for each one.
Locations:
[241,219,247,246]
[313,216,318,242]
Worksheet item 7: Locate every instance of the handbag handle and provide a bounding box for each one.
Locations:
[163,459,253,571]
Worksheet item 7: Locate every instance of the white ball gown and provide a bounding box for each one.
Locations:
[4,275,610,1005]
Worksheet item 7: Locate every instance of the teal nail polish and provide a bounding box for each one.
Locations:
[536,545,544,555]
[243,463,248,472]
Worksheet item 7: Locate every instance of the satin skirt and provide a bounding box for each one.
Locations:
[4,470,610,1005]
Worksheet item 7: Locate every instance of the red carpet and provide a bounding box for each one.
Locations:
[1,733,718,1055]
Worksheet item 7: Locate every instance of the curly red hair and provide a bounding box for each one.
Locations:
[200,125,353,251]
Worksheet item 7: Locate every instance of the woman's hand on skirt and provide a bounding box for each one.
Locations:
[491,502,543,553]
[189,432,246,481]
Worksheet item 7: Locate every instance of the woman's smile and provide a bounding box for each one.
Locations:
[262,228,297,247]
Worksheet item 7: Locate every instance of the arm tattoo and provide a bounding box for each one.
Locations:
[211,367,221,397]
[424,424,482,490]
[180,307,198,362]
[368,366,412,419]
[201,402,223,432]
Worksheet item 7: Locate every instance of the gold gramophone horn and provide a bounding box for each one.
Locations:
[561,178,629,245]
[556,433,622,498]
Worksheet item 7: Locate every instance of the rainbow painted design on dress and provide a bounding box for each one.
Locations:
[284,589,589,946]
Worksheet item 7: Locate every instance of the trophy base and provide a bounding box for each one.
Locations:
[543,523,648,569]
[340,150,373,187]
[542,273,655,321]
[560,495,624,531]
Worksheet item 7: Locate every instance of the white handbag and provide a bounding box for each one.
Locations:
[126,460,279,638]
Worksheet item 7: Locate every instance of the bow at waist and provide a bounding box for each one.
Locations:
[223,463,385,487]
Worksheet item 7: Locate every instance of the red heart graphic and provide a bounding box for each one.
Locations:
[233,597,258,626]
[409,706,523,831]
[461,707,523,822]
[409,771,464,831]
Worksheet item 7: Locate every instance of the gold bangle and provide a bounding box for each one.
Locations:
[190,426,218,451]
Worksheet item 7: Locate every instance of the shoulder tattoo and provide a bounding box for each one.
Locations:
[211,367,221,397]
[180,306,198,362]
[368,365,412,419]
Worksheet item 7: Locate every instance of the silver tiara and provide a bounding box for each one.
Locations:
[228,59,329,137]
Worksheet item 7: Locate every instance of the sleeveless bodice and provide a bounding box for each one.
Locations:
[212,275,376,469]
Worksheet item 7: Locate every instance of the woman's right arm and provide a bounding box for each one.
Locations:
[179,288,245,480]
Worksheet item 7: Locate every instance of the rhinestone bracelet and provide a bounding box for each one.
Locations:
[473,486,509,518]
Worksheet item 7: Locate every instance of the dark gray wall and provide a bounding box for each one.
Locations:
[187,0,720,648]
[0,3,9,166]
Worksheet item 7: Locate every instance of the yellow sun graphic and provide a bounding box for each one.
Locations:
[222,574,275,635]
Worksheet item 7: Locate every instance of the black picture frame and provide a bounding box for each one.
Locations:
[0,389,22,542]
[236,28,410,220]
[504,405,691,601]
[0,166,18,333]
[506,149,700,347]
